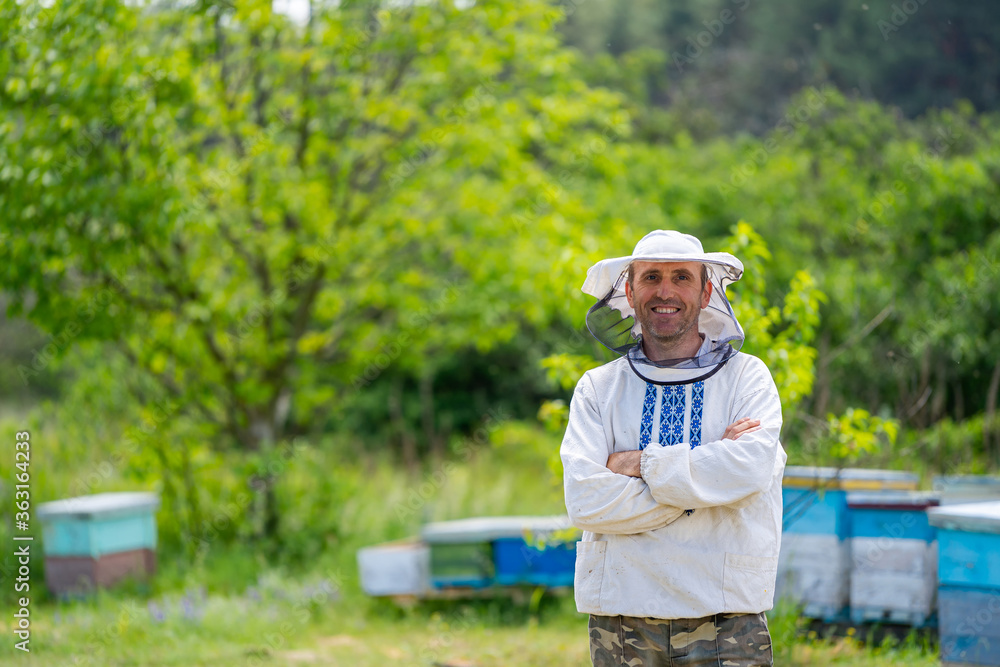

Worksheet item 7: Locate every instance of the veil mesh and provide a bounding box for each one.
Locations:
[586,262,745,385]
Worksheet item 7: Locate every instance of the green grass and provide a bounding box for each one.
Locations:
[0,587,940,666]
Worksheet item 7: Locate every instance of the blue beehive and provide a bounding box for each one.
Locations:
[847,491,939,626]
[37,492,159,596]
[421,516,578,589]
[493,515,578,587]
[778,467,919,621]
[929,501,1000,666]
[934,475,1000,505]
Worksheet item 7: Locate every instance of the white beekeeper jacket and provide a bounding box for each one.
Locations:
[561,350,786,620]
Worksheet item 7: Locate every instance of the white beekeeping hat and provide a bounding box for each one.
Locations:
[582,230,745,384]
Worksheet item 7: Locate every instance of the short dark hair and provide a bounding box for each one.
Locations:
[626,262,709,291]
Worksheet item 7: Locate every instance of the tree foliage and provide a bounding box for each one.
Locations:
[0,0,629,535]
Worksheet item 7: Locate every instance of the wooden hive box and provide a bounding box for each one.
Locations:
[37,492,159,597]
[420,516,577,590]
[778,467,919,621]
[929,501,1000,667]
[846,490,939,626]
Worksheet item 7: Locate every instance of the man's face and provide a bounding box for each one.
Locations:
[625,260,712,358]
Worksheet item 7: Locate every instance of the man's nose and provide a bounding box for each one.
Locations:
[654,280,677,300]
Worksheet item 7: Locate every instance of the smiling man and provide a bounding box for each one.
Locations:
[561,230,785,666]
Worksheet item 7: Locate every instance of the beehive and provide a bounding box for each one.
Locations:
[356,540,430,597]
[847,490,938,626]
[778,467,919,620]
[37,492,159,596]
[929,501,1000,667]
[421,516,577,589]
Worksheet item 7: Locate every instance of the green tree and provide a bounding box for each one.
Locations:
[0,0,625,540]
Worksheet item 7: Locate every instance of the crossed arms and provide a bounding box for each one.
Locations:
[606,417,762,477]
[560,362,783,535]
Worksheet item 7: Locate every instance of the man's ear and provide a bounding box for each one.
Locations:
[625,278,634,309]
[701,280,713,309]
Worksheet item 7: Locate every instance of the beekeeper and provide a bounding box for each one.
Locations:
[561,230,786,666]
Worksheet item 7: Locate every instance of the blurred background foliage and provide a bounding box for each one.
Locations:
[0,0,998,591]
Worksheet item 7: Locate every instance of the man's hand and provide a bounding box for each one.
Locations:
[607,420,759,477]
[607,450,642,477]
[723,417,761,440]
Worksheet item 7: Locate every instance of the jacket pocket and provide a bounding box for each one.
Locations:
[723,552,779,613]
[574,540,607,612]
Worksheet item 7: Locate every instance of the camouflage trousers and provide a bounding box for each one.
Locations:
[589,612,773,666]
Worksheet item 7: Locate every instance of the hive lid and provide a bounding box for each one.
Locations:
[37,492,160,520]
[933,475,1000,505]
[783,466,919,491]
[933,475,1000,490]
[846,490,939,510]
[928,500,1000,534]
[421,515,575,544]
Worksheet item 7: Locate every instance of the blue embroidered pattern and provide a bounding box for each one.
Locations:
[638,383,657,449]
[635,381,706,517]
[689,381,705,449]
[659,385,686,446]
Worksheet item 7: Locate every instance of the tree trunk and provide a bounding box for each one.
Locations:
[152,437,184,553]
[896,369,910,429]
[180,438,203,556]
[986,358,1000,463]
[813,332,831,419]
[420,371,442,461]
[955,378,965,422]
[248,416,281,541]
[915,347,932,428]
[931,358,947,424]
[390,378,417,470]
[264,480,280,541]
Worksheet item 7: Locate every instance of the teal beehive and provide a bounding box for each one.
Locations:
[778,467,920,622]
[929,500,1000,666]
[37,492,160,596]
[846,490,939,626]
